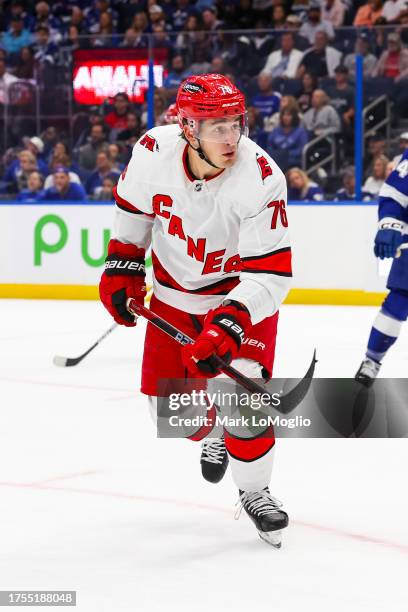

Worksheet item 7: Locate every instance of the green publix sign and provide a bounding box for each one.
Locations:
[33,214,153,269]
[34,214,110,267]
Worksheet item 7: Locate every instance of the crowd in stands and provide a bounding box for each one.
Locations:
[1,0,408,201]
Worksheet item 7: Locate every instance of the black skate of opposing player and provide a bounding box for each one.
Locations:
[236,488,289,548]
[200,437,229,483]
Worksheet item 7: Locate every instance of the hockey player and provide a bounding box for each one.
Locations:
[99,74,292,547]
[356,150,408,386]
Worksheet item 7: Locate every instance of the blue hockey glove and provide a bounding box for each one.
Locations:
[374,218,404,259]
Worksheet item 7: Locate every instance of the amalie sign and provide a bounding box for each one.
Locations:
[72,48,168,105]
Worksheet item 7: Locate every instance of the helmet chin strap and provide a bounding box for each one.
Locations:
[189,139,223,170]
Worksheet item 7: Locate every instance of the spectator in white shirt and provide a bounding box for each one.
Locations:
[299,1,335,45]
[263,32,303,79]
[321,0,346,27]
[382,0,408,22]
[363,155,390,195]
[0,57,18,104]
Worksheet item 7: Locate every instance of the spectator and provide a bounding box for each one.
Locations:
[4,150,41,192]
[335,166,373,200]
[189,37,212,74]
[162,55,187,102]
[267,107,309,170]
[321,0,346,27]
[298,71,318,113]
[343,32,378,78]
[151,22,172,51]
[247,106,267,148]
[78,123,109,171]
[131,12,149,47]
[172,0,194,31]
[85,151,120,196]
[24,136,49,173]
[372,32,408,80]
[287,167,324,201]
[45,143,81,185]
[92,11,119,48]
[297,31,342,79]
[70,6,85,33]
[33,25,59,69]
[266,95,302,131]
[34,1,63,43]
[74,106,103,148]
[42,166,87,201]
[107,143,124,173]
[17,170,44,202]
[272,5,287,28]
[290,0,310,21]
[262,32,303,79]
[201,6,224,31]
[284,14,310,51]
[324,65,354,130]
[120,28,140,48]
[85,0,118,35]
[0,57,18,104]
[382,0,408,22]
[299,2,335,45]
[92,174,117,200]
[302,89,341,136]
[41,125,58,157]
[363,154,390,195]
[104,93,130,130]
[13,46,35,79]
[5,0,35,32]
[175,14,201,61]
[116,111,142,144]
[391,131,408,164]
[1,16,31,58]
[365,132,387,171]
[235,0,257,29]
[353,0,385,27]
[251,72,281,122]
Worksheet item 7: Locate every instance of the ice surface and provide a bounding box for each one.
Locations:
[0,299,407,612]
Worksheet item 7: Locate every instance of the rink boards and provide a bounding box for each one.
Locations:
[0,200,388,305]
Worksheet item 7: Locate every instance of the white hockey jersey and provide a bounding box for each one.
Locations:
[113,124,292,325]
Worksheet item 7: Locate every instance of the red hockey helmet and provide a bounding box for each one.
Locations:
[163,103,178,125]
[176,74,248,143]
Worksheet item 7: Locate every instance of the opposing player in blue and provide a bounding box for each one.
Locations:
[355,150,408,386]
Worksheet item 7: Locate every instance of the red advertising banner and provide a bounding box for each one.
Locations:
[72,49,168,105]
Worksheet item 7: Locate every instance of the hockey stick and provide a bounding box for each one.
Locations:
[127,298,316,414]
[53,323,118,367]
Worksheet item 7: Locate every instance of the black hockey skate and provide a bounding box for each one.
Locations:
[236,488,289,549]
[355,357,381,388]
[200,437,229,483]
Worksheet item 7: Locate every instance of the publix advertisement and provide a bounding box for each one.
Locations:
[0,201,386,304]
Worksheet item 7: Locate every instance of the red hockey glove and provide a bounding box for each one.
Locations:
[99,239,146,327]
[181,301,251,378]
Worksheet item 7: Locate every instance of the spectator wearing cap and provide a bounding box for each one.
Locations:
[363,154,389,195]
[382,0,408,22]
[324,65,354,130]
[299,2,335,45]
[321,0,346,27]
[283,14,310,51]
[297,31,342,79]
[335,166,373,201]
[148,5,166,28]
[302,89,341,137]
[24,136,49,173]
[104,93,131,131]
[1,17,32,57]
[372,32,408,80]
[353,0,385,27]
[43,167,87,201]
[78,123,109,171]
[262,32,303,79]
[344,33,378,78]
[287,167,324,201]
[17,171,45,202]
[85,151,120,196]
[392,132,408,165]
[0,57,18,104]
[251,72,281,123]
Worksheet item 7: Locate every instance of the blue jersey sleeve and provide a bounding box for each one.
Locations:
[378,149,408,221]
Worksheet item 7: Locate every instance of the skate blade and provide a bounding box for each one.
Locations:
[257,529,282,549]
